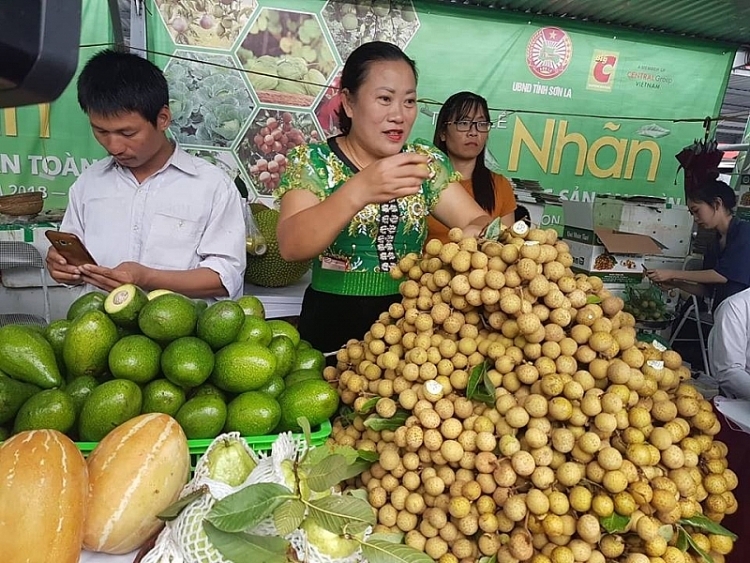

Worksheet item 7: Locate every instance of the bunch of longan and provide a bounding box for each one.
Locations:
[324,225,737,563]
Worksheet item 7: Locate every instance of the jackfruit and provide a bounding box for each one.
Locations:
[245,208,311,288]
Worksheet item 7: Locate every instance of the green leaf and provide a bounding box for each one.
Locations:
[599,512,630,534]
[307,454,350,492]
[679,515,738,540]
[363,410,408,431]
[346,488,369,502]
[297,416,312,447]
[273,499,306,536]
[467,361,485,398]
[157,487,207,521]
[368,532,405,544]
[357,449,379,463]
[303,443,359,467]
[207,483,294,532]
[361,538,436,563]
[357,396,380,414]
[587,295,603,304]
[339,459,372,482]
[676,528,689,552]
[482,365,495,396]
[203,521,289,563]
[684,530,715,563]
[307,494,376,535]
[467,360,495,406]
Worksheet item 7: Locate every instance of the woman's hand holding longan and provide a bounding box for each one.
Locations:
[351,152,432,206]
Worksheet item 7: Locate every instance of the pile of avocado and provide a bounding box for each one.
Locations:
[0,285,339,444]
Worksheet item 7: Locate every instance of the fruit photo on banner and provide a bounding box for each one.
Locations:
[164,51,254,148]
[141,0,731,206]
[321,0,420,61]
[237,8,337,108]
[236,109,322,195]
[154,0,258,49]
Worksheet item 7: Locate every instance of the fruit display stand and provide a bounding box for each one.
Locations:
[75,418,332,471]
[243,270,310,319]
[77,421,333,563]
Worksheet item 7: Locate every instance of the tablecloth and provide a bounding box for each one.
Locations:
[80,550,139,563]
[244,271,310,319]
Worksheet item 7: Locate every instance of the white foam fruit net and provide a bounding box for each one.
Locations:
[141,432,367,563]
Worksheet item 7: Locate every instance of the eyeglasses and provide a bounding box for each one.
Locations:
[448,120,493,132]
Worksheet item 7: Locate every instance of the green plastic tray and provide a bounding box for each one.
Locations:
[74,419,332,469]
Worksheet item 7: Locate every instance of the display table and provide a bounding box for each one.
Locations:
[243,271,310,319]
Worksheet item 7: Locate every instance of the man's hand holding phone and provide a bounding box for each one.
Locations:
[46,245,84,285]
[45,230,97,286]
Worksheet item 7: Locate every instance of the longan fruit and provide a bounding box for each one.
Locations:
[425,537,449,560]
[576,514,601,543]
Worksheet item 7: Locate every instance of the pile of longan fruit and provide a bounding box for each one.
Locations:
[324,224,737,563]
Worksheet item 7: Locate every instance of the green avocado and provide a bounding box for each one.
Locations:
[0,372,41,425]
[63,310,120,380]
[0,324,63,389]
[104,284,149,329]
[66,291,106,321]
[277,379,339,432]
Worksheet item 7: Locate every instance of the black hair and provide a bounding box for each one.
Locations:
[515,205,531,225]
[336,41,418,135]
[433,91,495,213]
[688,180,737,212]
[77,49,169,126]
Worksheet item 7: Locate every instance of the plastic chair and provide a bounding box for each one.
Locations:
[0,241,50,327]
[668,255,713,376]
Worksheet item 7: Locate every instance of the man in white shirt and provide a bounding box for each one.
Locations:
[708,286,750,399]
[46,50,246,299]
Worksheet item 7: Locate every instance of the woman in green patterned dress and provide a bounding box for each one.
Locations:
[275,41,491,354]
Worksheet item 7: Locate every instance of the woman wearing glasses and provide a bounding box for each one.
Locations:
[428,91,517,244]
[275,42,492,355]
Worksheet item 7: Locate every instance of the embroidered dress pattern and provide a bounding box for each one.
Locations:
[275,137,460,296]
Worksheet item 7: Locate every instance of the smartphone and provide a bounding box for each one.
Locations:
[45,231,97,266]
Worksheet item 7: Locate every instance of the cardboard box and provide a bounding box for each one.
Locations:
[563,196,692,258]
[566,235,652,284]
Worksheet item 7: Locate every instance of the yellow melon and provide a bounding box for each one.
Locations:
[0,429,88,563]
[83,413,190,554]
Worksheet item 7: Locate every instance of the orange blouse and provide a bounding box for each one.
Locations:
[427,172,517,244]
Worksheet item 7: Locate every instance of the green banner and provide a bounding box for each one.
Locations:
[0,0,111,209]
[406,4,733,203]
[0,0,734,210]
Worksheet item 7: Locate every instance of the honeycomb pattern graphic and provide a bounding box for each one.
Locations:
[320,0,421,63]
[237,8,337,110]
[153,0,258,51]
[151,1,419,201]
[236,108,323,197]
[314,71,343,138]
[164,51,255,149]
